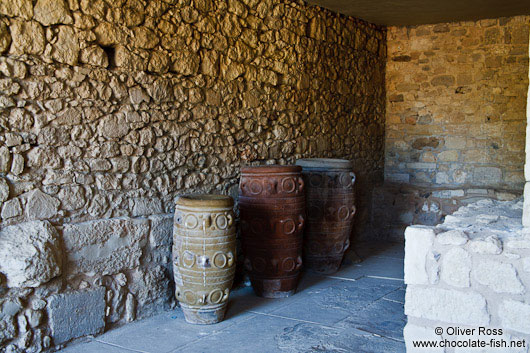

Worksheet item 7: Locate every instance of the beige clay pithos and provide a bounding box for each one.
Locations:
[173,194,236,324]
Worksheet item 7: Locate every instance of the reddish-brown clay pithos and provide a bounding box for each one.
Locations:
[239,165,305,298]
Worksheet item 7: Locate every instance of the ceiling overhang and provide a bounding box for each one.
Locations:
[306,0,530,26]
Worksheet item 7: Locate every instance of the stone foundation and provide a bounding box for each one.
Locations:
[0,214,174,351]
[404,198,530,351]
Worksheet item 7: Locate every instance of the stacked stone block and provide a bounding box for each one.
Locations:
[0,0,386,230]
[0,215,174,351]
[404,198,530,351]
[377,16,530,240]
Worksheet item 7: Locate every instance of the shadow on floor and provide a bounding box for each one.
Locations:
[61,241,406,353]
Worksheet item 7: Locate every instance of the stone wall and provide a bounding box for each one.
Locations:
[0,0,386,350]
[523,30,530,228]
[403,198,530,351]
[386,16,529,188]
[373,183,520,240]
[375,16,530,240]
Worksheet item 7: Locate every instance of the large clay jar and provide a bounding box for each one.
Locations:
[239,165,305,298]
[173,194,236,324]
[295,158,356,274]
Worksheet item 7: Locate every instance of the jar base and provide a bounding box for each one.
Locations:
[304,256,344,275]
[180,303,227,325]
[250,277,299,298]
[257,289,296,298]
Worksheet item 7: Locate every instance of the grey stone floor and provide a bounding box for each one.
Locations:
[61,242,406,353]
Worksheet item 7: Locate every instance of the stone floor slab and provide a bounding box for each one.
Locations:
[276,322,405,353]
[333,255,405,280]
[267,292,352,326]
[92,309,256,353]
[170,315,315,353]
[268,276,402,326]
[226,285,298,316]
[338,297,407,341]
[383,287,406,304]
[61,340,141,352]
[60,242,407,353]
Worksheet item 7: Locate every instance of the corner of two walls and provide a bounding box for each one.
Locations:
[0,0,386,350]
[379,16,530,240]
[523,25,530,228]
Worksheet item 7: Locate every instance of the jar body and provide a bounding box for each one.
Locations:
[296,159,356,274]
[173,194,236,324]
[239,165,305,298]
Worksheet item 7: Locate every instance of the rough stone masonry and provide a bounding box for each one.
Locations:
[373,16,530,240]
[386,17,529,188]
[0,0,386,351]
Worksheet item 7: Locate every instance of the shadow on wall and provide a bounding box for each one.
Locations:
[370,182,522,241]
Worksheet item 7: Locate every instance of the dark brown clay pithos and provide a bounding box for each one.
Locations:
[239,165,305,298]
[296,158,356,274]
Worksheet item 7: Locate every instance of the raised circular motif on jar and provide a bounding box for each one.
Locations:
[215,214,228,230]
[337,206,350,221]
[183,290,196,305]
[208,289,224,304]
[333,242,344,254]
[309,174,323,187]
[184,214,198,229]
[281,177,296,193]
[282,257,296,272]
[213,251,228,268]
[249,180,263,195]
[339,172,351,187]
[181,250,195,268]
[283,219,296,235]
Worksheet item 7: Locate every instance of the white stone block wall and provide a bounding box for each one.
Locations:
[404,199,530,352]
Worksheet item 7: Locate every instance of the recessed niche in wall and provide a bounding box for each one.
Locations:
[101,46,116,69]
